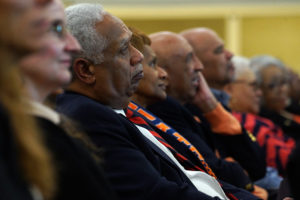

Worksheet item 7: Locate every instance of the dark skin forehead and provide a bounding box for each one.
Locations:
[95,13,131,56]
[151,33,192,62]
[183,29,223,56]
[143,45,156,61]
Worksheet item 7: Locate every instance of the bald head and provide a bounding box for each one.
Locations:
[150,31,191,69]
[149,31,202,104]
[181,28,218,56]
[181,27,234,90]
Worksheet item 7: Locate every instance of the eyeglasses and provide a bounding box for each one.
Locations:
[233,80,260,90]
[261,79,288,90]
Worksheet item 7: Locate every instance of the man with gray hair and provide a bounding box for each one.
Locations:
[56,3,242,200]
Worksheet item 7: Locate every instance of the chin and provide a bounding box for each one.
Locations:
[59,73,72,85]
[160,93,167,100]
[252,108,260,115]
[154,93,166,101]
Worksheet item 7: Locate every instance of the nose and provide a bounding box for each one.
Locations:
[130,45,144,66]
[279,83,289,94]
[255,87,263,97]
[65,31,81,53]
[158,66,168,80]
[193,55,204,72]
[225,49,233,61]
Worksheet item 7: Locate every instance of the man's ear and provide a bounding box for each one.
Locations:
[73,58,96,84]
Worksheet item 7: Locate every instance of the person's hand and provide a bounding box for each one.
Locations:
[252,185,268,200]
[192,72,218,113]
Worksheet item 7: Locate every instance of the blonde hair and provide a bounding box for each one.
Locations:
[0,47,56,199]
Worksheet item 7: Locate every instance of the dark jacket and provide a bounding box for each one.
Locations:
[147,97,265,183]
[286,139,300,199]
[259,107,300,140]
[56,91,258,200]
[232,111,295,174]
[0,105,33,200]
[35,116,116,200]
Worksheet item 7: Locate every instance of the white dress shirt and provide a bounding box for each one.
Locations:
[114,109,228,200]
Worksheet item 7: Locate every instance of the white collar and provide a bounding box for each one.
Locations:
[114,109,126,116]
[28,101,60,125]
[113,107,227,199]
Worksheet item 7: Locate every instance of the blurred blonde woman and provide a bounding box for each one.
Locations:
[17,0,117,199]
[0,0,56,199]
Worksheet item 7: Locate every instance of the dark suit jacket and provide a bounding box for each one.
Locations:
[286,99,300,115]
[185,103,266,181]
[147,97,265,184]
[286,139,300,199]
[35,116,116,200]
[56,91,258,200]
[0,105,33,200]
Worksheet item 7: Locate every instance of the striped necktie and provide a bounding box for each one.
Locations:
[126,106,240,200]
[126,107,213,175]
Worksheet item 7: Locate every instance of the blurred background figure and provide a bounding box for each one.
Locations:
[0,0,56,199]
[250,55,300,140]
[225,56,261,114]
[286,139,300,200]
[18,0,117,199]
[225,56,294,187]
[1,0,117,200]
[285,68,300,115]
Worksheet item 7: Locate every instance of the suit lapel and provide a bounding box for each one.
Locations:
[118,113,184,171]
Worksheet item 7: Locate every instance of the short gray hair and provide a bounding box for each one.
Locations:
[65,3,108,64]
[232,56,251,81]
[250,55,286,84]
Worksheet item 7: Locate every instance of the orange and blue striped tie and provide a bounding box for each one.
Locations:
[126,107,211,174]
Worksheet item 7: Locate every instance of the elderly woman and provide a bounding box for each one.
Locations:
[285,69,300,115]
[250,55,300,140]
[224,56,294,175]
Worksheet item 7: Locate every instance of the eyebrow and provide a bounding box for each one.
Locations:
[213,45,224,54]
[30,17,49,29]
[120,30,132,46]
[185,52,193,63]
[149,57,157,64]
[119,36,131,49]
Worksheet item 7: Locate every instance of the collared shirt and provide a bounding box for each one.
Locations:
[211,88,231,107]
[114,109,228,200]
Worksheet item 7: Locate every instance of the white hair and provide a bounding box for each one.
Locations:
[65,3,108,64]
[232,56,251,81]
[249,55,286,84]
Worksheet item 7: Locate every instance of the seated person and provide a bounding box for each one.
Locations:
[16,0,116,199]
[224,56,293,187]
[128,27,260,194]
[286,139,300,200]
[179,28,266,183]
[250,55,300,140]
[0,0,56,199]
[148,30,266,181]
[285,68,300,115]
[57,3,258,200]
